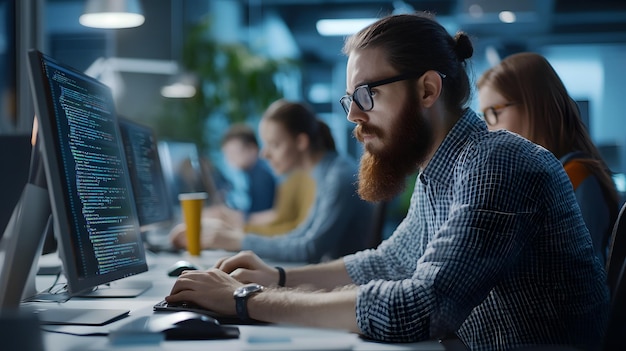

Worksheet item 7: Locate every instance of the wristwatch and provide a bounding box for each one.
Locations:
[233,283,265,322]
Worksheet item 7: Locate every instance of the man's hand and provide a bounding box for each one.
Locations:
[213,251,283,287]
[202,205,245,229]
[165,269,244,316]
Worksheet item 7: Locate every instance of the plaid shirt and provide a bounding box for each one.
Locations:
[344,110,609,350]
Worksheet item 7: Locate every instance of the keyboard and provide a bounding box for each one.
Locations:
[153,300,266,325]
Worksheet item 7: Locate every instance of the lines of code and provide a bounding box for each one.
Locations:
[51,68,143,277]
[121,122,171,226]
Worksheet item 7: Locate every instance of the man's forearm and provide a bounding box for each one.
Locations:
[284,258,353,290]
[248,286,360,333]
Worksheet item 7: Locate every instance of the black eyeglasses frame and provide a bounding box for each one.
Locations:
[339,71,446,115]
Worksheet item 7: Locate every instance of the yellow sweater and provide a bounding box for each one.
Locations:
[244,170,315,236]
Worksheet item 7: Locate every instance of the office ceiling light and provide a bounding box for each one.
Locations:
[79,0,145,29]
[160,0,195,99]
[498,11,517,23]
[160,72,197,99]
[316,18,377,36]
[317,2,412,36]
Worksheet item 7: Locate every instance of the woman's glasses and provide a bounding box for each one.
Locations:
[480,102,517,126]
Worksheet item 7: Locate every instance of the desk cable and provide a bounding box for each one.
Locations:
[27,271,72,303]
[40,328,108,337]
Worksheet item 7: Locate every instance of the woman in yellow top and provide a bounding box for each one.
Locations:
[243,169,315,236]
[200,125,320,237]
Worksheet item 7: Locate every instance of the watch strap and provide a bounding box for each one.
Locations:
[234,284,264,322]
[235,293,251,322]
[275,266,286,287]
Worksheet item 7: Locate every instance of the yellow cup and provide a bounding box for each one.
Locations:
[178,192,208,256]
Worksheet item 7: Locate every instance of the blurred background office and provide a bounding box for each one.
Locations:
[1,0,626,238]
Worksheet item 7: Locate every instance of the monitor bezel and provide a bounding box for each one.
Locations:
[27,49,148,296]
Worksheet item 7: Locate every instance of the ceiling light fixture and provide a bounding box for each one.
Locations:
[316,18,377,36]
[160,0,196,99]
[79,0,145,29]
[160,73,197,99]
[498,11,517,23]
[317,2,413,37]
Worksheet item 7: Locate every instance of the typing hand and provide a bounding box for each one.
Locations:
[214,251,281,287]
[165,268,243,316]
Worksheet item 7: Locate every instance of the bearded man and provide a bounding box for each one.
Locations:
[166,13,609,350]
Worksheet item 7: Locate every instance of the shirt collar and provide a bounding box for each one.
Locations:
[420,109,487,185]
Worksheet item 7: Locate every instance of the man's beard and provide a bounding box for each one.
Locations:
[354,96,433,202]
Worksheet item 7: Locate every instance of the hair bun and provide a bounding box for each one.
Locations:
[454,32,473,61]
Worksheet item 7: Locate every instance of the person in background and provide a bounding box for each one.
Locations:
[172,99,373,262]
[241,168,316,236]
[477,52,620,266]
[220,124,276,217]
[204,169,316,237]
[166,13,609,350]
[200,122,318,237]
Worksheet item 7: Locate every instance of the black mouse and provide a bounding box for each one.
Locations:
[167,260,199,277]
[150,311,239,340]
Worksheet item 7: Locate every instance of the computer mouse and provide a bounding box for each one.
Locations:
[150,311,239,340]
[167,260,199,277]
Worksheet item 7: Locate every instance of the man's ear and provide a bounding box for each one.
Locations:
[418,70,443,108]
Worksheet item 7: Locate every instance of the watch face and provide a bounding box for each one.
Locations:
[235,284,264,298]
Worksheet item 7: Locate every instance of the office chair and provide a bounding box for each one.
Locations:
[606,202,626,295]
[602,201,626,350]
[365,201,388,249]
[603,254,626,350]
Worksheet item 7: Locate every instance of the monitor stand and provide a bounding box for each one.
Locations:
[23,279,152,302]
[76,280,153,298]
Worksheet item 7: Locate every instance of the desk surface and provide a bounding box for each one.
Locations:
[29,250,445,351]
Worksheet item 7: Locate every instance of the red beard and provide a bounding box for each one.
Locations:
[355,90,433,202]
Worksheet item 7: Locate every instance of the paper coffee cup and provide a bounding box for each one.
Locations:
[178,192,208,256]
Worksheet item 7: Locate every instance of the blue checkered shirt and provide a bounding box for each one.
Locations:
[344,110,609,350]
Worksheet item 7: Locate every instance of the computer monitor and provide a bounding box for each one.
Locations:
[158,141,227,211]
[118,117,181,252]
[157,140,206,209]
[26,49,148,298]
[118,116,174,230]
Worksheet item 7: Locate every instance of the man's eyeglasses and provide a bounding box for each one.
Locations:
[480,102,517,126]
[340,72,447,115]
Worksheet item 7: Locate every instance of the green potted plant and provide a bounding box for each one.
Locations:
[155,19,297,154]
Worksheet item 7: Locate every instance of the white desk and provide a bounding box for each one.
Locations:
[29,250,445,351]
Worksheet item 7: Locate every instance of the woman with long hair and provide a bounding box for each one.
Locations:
[477,52,619,266]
